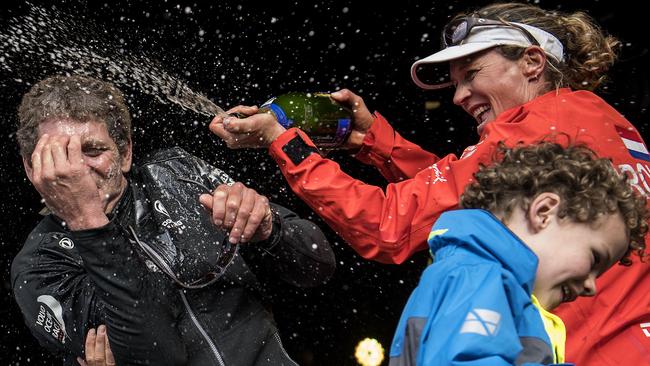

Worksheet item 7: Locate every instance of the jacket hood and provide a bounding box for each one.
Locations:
[429,209,538,292]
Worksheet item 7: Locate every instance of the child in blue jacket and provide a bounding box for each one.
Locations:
[389,143,648,365]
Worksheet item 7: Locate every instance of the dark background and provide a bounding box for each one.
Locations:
[1,0,648,365]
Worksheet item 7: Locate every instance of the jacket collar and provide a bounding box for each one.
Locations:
[429,209,538,292]
[491,87,572,127]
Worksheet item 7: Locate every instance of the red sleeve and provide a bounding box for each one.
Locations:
[268,128,493,264]
[268,90,645,268]
[353,112,440,182]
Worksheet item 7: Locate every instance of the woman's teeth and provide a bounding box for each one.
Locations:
[473,105,490,121]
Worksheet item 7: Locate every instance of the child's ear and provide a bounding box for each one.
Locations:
[527,192,561,232]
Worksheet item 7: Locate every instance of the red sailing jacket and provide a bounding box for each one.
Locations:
[268,88,650,365]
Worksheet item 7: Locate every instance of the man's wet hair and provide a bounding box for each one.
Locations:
[16,74,132,158]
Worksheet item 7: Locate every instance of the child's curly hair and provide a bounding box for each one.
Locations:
[460,142,648,265]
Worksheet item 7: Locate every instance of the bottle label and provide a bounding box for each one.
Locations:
[336,118,351,139]
[263,102,293,128]
[260,93,352,148]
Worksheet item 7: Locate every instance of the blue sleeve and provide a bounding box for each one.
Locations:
[394,263,541,365]
[423,264,523,365]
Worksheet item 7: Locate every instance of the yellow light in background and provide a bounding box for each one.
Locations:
[425,100,441,110]
[355,337,385,366]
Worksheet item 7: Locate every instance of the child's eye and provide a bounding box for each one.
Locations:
[592,251,601,266]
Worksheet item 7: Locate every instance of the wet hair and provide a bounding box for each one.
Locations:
[460,142,648,265]
[16,74,132,158]
[452,2,621,91]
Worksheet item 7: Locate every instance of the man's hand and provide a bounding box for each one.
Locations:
[26,134,108,230]
[209,106,286,148]
[330,89,374,150]
[199,182,273,244]
[77,325,115,366]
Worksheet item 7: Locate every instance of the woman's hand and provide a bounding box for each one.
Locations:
[330,89,374,150]
[209,105,286,148]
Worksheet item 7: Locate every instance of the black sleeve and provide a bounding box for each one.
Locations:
[11,229,105,359]
[193,153,335,287]
[12,220,186,365]
[245,203,336,288]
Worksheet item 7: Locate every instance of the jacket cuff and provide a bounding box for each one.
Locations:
[269,128,321,167]
[354,112,395,165]
[255,208,283,256]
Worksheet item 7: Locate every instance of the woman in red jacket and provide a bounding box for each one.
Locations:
[210,3,650,365]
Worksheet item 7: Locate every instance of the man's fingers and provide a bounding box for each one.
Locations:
[51,135,71,172]
[199,194,213,211]
[40,139,56,181]
[210,186,230,226]
[67,135,83,167]
[206,183,270,244]
[30,134,49,183]
[230,187,257,243]
[84,328,97,363]
[81,325,112,366]
[94,325,106,363]
[224,183,244,229]
[244,195,270,242]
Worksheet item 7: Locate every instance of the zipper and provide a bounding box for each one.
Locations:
[274,332,299,366]
[179,290,226,366]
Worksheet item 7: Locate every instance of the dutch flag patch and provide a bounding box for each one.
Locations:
[616,125,650,162]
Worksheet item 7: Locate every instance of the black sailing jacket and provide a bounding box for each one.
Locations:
[11,147,335,365]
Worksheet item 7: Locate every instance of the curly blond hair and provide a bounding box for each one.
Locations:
[453,2,621,91]
[460,143,648,264]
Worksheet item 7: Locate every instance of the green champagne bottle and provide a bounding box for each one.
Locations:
[259,92,352,148]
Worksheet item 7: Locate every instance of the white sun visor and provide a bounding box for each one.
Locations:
[411,22,564,90]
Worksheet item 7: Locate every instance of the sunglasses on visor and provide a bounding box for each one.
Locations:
[442,16,540,48]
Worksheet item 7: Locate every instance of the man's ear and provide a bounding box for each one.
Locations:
[527,192,561,232]
[521,46,547,81]
[23,157,35,183]
[120,138,133,173]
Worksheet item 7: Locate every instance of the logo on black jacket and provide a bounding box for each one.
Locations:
[36,295,69,344]
[153,200,186,231]
[58,237,74,249]
[154,200,170,217]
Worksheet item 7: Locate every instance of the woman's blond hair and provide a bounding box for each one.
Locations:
[453,2,621,91]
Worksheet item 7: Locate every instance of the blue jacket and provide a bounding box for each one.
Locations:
[389,209,570,365]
